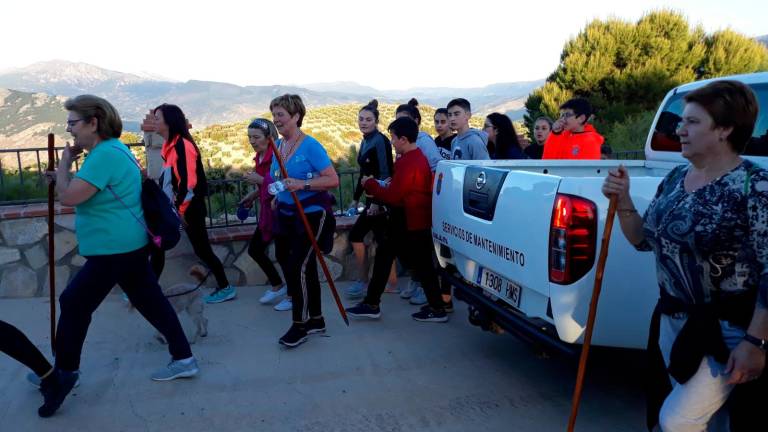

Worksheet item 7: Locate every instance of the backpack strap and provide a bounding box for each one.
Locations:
[106,145,162,248]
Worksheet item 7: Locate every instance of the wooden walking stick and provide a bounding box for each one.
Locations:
[46,133,57,355]
[267,139,349,326]
[567,193,619,431]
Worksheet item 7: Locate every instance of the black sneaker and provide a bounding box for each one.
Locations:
[412,307,448,323]
[306,317,326,335]
[279,324,308,348]
[38,369,79,418]
[346,303,381,319]
[421,301,454,314]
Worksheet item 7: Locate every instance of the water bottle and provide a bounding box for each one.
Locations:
[345,207,357,217]
[268,181,286,195]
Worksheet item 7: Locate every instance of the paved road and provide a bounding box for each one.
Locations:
[0,281,646,431]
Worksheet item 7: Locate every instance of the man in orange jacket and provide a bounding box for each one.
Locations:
[542,98,604,160]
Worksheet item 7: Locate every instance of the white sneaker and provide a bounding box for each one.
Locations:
[400,279,420,299]
[409,287,428,305]
[259,286,287,304]
[274,298,292,311]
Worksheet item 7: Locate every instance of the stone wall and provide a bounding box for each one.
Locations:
[0,204,365,298]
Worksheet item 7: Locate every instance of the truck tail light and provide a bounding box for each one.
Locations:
[549,194,597,284]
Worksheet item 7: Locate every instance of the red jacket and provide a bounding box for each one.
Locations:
[253,146,276,242]
[363,149,432,231]
[542,124,604,160]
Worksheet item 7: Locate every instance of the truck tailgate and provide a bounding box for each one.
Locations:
[433,163,561,306]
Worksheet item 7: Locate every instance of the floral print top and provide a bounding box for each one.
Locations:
[638,159,768,309]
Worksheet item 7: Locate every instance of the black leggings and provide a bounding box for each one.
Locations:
[248,227,283,287]
[56,247,192,371]
[275,211,326,323]
[151,197,229,289]
[0,320,52,377]
[364,213,441,309]
[348,210,388,244]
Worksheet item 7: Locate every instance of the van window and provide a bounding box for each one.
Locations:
[650,83,768,156]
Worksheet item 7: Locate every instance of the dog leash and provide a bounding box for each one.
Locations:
[164,270,212,299]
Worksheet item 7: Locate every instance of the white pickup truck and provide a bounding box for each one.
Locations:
[433,72,768,353]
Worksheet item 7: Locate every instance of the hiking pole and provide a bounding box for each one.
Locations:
[267,139,349,326]
[46,133,57,355]
[567,193,619,431]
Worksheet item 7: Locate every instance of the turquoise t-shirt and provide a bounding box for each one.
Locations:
[270,135,332,213]
[74,139,148,256]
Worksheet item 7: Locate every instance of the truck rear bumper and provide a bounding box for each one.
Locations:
[441,268,578,356]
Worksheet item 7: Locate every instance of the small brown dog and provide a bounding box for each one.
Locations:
[129,264,209,344]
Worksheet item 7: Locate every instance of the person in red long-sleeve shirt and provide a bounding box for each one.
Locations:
[345,117,448,323]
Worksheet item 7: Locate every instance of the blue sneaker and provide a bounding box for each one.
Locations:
[151,357,199,381]
[345,281,366,299]
[204,286,236,304]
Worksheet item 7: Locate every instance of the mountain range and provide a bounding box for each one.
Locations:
[0,60,542,129]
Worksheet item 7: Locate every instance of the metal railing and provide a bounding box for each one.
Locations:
[1,142,646,228]
[0,142,146,205]
[204,169,359,228]
[0,140,360,229]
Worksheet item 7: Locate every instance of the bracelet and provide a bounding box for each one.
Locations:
[743,333,767,351]
[617,208,638,215]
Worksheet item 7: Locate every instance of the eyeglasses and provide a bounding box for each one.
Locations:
[559,112,576,119]
[66,119,85,128]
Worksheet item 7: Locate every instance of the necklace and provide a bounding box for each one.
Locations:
[280,130,304,161]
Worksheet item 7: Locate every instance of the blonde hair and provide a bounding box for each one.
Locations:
[269,94,307,127]
[64,94,122,139]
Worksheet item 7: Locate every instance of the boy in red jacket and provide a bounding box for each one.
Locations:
[542,97,604,160]
[345,117,447,323]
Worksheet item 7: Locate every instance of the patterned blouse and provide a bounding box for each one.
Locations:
[637,160,768,309]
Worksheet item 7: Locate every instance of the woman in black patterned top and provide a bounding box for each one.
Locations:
[603,80,767,431]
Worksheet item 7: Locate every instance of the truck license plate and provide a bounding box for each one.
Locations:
[476,267,522,308]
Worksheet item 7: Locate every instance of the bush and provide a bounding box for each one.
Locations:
[598,110,656,152]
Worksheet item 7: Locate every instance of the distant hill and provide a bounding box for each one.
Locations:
[0,60,543,127]
[0,87,142,170]
[758,34,768,47]
[0,88,69,169]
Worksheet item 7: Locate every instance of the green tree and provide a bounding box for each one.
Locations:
[700,29,768,77]
[523,10,768,148]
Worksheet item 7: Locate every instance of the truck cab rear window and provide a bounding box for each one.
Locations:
[651,83,768,156]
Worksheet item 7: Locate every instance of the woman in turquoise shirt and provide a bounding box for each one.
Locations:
[40,95,197,418]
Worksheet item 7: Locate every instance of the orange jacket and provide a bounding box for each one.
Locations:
[159,135,208,216]
[542,124,604,160]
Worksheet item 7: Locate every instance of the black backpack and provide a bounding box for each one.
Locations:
[107,146,182,250]
[138,177,182,250]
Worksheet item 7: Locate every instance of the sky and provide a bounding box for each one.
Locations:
[1,0,765,90]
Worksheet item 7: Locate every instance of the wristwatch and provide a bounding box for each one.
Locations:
[743,333,767,351]
[304,179,311,191]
